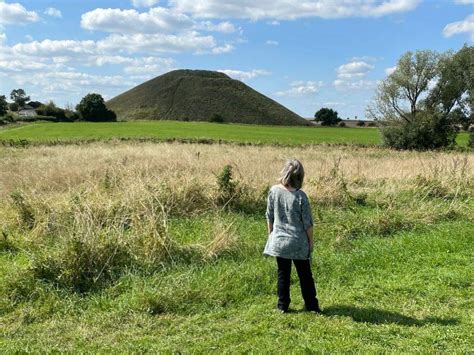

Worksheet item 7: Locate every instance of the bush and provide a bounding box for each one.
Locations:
[338,121,346,127]
[356,120,366,127]
[381,112,456,150]
[366,121,377,127]
[216,165,237,205]
[76,93,117,122]
[9,102,19,112]
[469,133,474,148]
[35,102,72,121]
[210,113,224,123]
[0,95,7,116]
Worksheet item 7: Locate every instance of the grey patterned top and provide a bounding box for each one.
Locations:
[263,185,313,260]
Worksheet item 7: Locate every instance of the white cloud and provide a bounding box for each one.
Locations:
[336,61,374,78]
[218,69,270,81]
[81,7,194,34]
[122,57,175,74]
[454,0,474,4]
[97,32,217,54]
[170,0,421,20]
[333,79,378,91]
[13,39,97,57]
[131,0,159,7]
[44,7,62,18]
[267,20,280,25]
[385,66,397,76]
[211,43,235,54]
[0,33,6,44]
[333,59,377,91]
[0,2,39,24]
[198,21,237,33]
[443,14,474,40]
[275,81,323,96]
[265,40,279,46]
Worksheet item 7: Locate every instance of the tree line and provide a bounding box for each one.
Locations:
[314,45,473,149]
[0,91,116,123]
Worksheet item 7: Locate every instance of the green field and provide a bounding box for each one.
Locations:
[1,143,473,352]
[1,121,470,147]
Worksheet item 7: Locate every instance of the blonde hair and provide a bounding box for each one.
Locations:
[279,159,305,189]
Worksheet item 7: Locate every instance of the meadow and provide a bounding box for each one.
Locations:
[0,142,473,352]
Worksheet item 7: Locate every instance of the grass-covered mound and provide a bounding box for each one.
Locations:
[106,69,309,125]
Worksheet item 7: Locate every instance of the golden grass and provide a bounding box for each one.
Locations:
[1,142,472,200]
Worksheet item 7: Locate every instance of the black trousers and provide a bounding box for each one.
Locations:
[276,257,319,311]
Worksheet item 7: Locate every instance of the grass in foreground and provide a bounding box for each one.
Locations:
[0,143,473,351]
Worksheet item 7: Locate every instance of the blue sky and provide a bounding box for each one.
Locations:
[0,0,472,119]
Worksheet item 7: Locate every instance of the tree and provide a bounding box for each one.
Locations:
[0,95,8,116]
[10,89,30,108]
[314,108,341,126]
[366,50,457,150]
[426,45,473,130]
[76,93,116,122]
[367,50,438,123]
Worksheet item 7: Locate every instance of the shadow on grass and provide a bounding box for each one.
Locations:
[322,305,459,326]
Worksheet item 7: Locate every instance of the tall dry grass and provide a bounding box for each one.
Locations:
[0,142,472,292]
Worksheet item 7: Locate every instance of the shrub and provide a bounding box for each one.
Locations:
[338,121,346,127]
[76,93,117,122]
[210,113,224,123]
[35,101,72,121]
[216,165,237,205]
[9,102,19,112]
[469,133,474,148]
[380,111,456,150]
[356,120,366,127]
[366,121,377,127]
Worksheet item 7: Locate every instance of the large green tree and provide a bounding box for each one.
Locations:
[10,89,30,108]
[426,45,473,130]
[314,108,341,126]
[366,49,463,150]
[76,93,117,122]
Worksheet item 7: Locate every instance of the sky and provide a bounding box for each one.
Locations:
[0,0,472,119]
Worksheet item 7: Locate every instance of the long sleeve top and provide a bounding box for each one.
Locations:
[263,185,314,260]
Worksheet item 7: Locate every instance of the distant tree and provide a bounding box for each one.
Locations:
[36,101,69,121]
[356,120,366,127]
[338,121,346,127]
[27,101,42,109]
[210,113,224,123]
[9,102,19,112]
[76,93,116,122]
[0,95,8,116]
[10,89,30,108]
[314,108,341,126]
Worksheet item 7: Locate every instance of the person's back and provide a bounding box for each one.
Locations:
[264,185,313,260]
[263,159,321,314]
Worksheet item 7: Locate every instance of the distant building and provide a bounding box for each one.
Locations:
[18,105,37,117]
[308,119,375,127]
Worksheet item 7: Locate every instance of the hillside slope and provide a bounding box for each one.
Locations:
[107,70,309,126]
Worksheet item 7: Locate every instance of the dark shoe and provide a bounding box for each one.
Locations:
[305,303,322,314]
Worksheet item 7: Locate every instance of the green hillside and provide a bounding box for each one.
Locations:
[106,70,309,126]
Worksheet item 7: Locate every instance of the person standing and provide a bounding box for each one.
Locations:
[263,159,321,313]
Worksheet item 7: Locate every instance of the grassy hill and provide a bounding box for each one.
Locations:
[106,69,309,126]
